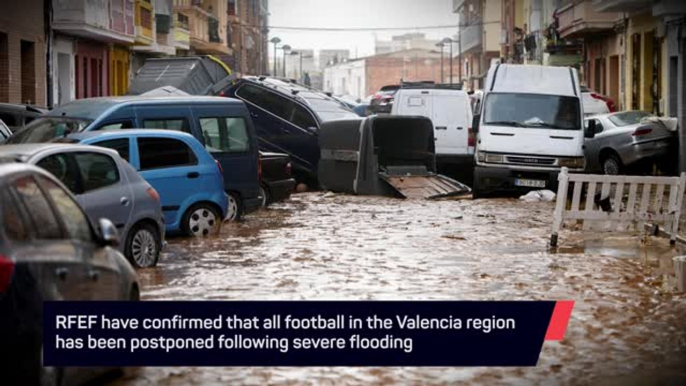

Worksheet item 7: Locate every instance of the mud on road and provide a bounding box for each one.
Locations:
[116,192,686,385]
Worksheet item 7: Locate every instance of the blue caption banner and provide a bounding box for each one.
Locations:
[43,301,559,367]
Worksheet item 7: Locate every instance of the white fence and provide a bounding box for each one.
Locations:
[550,167,686,247]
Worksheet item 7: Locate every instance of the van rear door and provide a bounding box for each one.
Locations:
[433,93,469,156]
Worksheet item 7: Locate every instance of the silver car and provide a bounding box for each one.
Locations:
[584,111,677,175]
[0,144,165,267]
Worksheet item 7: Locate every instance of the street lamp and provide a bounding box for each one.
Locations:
[270,37,281,76]
[435,41,445,83]
[292,51,313,83]
[442,36,462,85]
[281,44,291,77]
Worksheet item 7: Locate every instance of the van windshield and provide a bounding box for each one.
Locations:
[7,117,92,144]
[484,93,581,130]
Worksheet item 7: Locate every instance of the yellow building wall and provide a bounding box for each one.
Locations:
[624,12,659,113]
[109,46,130,96]
[515,0,525,30]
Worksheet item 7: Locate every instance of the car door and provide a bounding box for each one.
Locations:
[433,94,469,156]
[235,83,294,155]
[37,175,121,301]
[9,174,90,301]
[288,102,320,171]
[135,136,200,225]
[196,107,258,193]
[71,151,134,234]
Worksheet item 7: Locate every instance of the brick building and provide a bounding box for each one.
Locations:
[228,0,269,75]
[0,0,47,106]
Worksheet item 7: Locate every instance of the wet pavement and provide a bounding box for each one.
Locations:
[115,193,686,385]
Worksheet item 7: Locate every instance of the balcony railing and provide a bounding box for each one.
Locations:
[558,0,621,38]
[52,0,135,43]
[459,23,482,54]
[173,1,228,54]
[134,0,154,44]
[592,0,651,12]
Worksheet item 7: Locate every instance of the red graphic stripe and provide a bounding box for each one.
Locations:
[544,300,574,341]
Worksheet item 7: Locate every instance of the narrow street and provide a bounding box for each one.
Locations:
[116,193,686,385]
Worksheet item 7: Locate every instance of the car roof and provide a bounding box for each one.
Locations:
[489,64,578,97]
[0,103,47,114]
[0,162,52,179]
[0,143,117,161]
[239,76,346,106]
[67,129,197,142]
[46,96,243,120]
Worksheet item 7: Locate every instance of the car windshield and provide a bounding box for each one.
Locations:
[607,111,652,127]
[300,93,358,122]
[484,93,581,130]
[7,117,92,144]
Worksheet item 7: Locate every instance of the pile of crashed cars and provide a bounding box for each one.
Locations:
[0,59,680,384]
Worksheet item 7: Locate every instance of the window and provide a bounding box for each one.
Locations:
[607,111,652,127]
[73,152,120,192]
[143,118,190,133]
[483,93,581,131]
[1,190,29,241]
[37,176,92,242]
[291,104,317,130]
[236,84,293,120]
[594,119,604,133]
[138,137,197,170]
[6,117,92,144]
[199,117,250,153]
[96,120,134,131]
[13,175,62,239]
[0,113,18,127]
[36,153,80,193]
[94,139,130,162]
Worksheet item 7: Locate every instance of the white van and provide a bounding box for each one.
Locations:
[391,87,474,167]
[472,64,595,197]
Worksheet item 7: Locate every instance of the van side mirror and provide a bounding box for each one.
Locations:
[472,114,481,133]
[585,119,596,139]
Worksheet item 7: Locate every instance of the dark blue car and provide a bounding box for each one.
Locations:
[218,77,358,182]
[7,96,261,221]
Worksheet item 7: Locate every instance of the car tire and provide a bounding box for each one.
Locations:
[125,222,160,268]
[182,203,221,237]
[226,192,243,222]
[472,170,485,199]
[259,184,270,208]
[602,153,622,175]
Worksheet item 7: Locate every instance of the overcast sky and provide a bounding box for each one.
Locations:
[268,0,457,59]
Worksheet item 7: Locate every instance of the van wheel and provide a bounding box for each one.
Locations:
[125,222,160,268]
[259,184,270,208]
[602,153,622,175]
[226,192,243,222]
[182,203,220,237]
[472,172,485,199]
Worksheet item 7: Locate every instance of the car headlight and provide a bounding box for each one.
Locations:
[485,153,504,163]
[558,157,585,169]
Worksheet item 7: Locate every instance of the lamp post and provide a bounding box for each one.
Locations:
[292,51,313,83]
[442,37,462,85]
[270,37,281,76]
[435,41,445,83]
[281,44,291,77]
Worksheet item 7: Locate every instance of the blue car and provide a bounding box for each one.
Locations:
[64,130,228,237]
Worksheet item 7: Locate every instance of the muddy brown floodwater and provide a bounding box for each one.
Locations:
[114,192,686,385]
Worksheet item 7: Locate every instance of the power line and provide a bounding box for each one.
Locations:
[229,21,502,32]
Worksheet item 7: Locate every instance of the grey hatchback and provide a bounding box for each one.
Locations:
[0,144,165,267]
[0,163,139,385]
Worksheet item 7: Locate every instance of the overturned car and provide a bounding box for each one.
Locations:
[318,115,471,199]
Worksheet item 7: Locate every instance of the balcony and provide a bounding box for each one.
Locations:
[53,0,134,44]
[174,13,190,50]
[592,0,651,12]
[134,0,154,45]
[459,23,482,54]
[173,0,229,54]
[557,1,621,39]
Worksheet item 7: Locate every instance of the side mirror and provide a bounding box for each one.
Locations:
[98,218,120,247]
[585,119,596,139]
[472,114,481,133]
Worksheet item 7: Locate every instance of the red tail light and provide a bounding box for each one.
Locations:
[215,159,224,174]
[258,156,263,181]
[632,128,653,136]
[590,93,617,113]
[285,161,292,176]
[146,187,160,202]
[0,255,15,293]
[467,127,476,147]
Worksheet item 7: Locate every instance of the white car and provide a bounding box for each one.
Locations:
[580,85,616,116]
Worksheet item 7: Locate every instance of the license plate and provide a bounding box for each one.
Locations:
[515,179,546,188]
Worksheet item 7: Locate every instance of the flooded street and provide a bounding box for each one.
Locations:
[118,193,686,385]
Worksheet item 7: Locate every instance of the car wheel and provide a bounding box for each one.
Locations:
[602,154,622,175]
[125,223,160,268]
[472,170,485,199]
[182,203,220,237]
[259,184,270,208]
[226,192,243,222]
